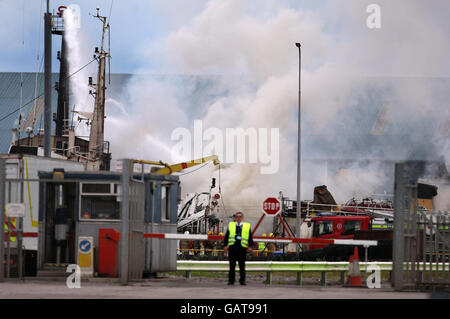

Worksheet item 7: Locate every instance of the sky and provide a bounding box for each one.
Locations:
[1,0,450,226]
[4,0,448,76]
[0,0,326,74]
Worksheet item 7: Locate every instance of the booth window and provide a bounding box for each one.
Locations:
[82,183,110,193]
[80,183,121,220]
[161,184,170,221]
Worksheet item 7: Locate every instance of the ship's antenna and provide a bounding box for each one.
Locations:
[17,0,26,148]
[33,0,45,131]
[108,0,114,23]
[107,0,113,85]
[108,24,111,85]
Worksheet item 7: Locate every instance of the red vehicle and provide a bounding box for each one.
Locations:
[308,215,372,250]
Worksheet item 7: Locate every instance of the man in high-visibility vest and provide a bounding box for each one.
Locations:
[258,233,267,255]
[223,212,254,285]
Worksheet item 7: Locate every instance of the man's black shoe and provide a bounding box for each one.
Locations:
[228,282,234,285]
[240,282,246,285]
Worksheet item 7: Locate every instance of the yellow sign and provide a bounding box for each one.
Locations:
[77,236,94,277]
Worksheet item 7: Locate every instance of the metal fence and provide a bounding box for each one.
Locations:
[415,210,450,288]
[392,163,450,291]
[127,170,145,281]
[0,157,27,281]
[120,159,146,284]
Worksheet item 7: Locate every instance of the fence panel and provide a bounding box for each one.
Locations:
[120,159,145,284]
[128,177,145,281]
[1,158,26,280]
[393,163,450,291]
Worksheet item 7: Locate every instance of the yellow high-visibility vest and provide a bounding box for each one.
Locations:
[228,222,250,248]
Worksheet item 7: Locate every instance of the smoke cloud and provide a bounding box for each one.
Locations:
[64,8,97,138]
[100,0,450,228]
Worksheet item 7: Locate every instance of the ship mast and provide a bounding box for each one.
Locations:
[43,0,52,157]
[87,8,109,170]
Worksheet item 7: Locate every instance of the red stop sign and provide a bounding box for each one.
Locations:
[263,197,281,215]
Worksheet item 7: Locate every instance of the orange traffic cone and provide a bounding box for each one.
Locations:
[346,246,363,287]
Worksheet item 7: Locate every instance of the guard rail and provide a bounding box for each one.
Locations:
[177,260,393,286]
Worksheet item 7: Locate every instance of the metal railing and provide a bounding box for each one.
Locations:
[51,15,64,33]
[177,260,393,286]
[177,260,448,286]
[302,201,394,217]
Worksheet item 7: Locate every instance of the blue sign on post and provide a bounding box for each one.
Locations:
[79,240,91,253]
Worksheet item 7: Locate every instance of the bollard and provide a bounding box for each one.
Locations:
[321,272,327,286]
[296,272,302,286]
[265,271,272,284]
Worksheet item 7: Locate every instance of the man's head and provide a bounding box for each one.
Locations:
[234,212,244,222]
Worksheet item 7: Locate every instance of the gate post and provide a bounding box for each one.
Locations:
[393,163,405,291]
[120,159,132,285]
[0,158,5,282]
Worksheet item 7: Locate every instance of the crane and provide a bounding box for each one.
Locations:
[133,155,220,175]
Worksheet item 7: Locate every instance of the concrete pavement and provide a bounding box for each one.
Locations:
[0,276,431,299]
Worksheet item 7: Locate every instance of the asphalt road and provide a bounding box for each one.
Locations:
[0,276,432,299]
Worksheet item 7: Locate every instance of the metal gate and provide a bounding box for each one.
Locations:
[393,163,450,291]
[120,159,145,284]
[0,157,27,281]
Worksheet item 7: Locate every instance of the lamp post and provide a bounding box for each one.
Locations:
[295,42,302,258]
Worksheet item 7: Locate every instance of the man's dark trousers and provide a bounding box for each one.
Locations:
[228,244,247,284]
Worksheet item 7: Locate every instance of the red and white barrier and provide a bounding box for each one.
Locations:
[6,232,377,247]
[143,233,378,247]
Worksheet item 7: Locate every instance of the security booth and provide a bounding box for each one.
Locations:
[37,169,179,278]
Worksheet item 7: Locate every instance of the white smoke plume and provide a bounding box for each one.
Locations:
[101,0,450,228]
[64,8,97,138]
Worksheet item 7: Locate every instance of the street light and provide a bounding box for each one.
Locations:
[295,42,301,258]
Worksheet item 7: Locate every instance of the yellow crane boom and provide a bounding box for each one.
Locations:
[133,155,219,175]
